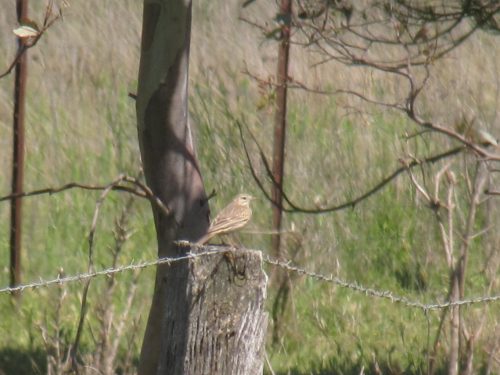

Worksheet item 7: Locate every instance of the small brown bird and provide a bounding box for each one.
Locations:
[197,194,254,245]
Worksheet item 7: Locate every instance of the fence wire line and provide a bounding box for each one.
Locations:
[0,247,499,311]
[0,248,223,294]
[261,255,500,311]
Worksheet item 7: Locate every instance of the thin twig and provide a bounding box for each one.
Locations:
[0,176,172,217]
[238,119,465,214]
[0,1,63,79]
[70,175,125,371]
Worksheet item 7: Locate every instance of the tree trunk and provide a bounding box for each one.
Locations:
[136,1,209,373]
[271,0,291,265]
[10,0,29,299]
[270,0,292,344]
[136,1,268,373]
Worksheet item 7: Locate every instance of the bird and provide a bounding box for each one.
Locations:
[197,194,254,245]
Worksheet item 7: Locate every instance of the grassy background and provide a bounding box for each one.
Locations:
[0,1,499,374]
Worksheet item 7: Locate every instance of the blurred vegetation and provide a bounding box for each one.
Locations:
[0,1,499,374]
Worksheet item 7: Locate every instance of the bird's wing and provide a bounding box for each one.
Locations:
[209,203,238,229]
[209,214,249,233]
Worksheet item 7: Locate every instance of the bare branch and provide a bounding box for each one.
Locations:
[0,181,143,202]
[0,175,172,217]
[70,175,126,371]
[239,119,465,214]
[0,0,64,79]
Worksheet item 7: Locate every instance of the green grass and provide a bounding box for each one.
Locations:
[1,1,500,374]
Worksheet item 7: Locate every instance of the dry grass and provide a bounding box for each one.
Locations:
[0,1,499,374]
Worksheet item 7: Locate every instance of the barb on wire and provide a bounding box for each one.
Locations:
[0,249,227,294]
[1,247,498,312]
[262,254,500,311]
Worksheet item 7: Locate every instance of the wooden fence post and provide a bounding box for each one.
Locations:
[152,246,268,374]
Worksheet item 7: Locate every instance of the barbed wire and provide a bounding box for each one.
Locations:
[1,247,499,312]
[261,255,500,311]
[0,248,225,294]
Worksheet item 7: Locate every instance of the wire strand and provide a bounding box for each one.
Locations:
[1,247,498,312]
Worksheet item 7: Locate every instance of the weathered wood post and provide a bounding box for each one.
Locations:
[158,245,268,374]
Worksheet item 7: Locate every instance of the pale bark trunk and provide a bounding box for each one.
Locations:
[136,1,267,374]
[136,1,209,373]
